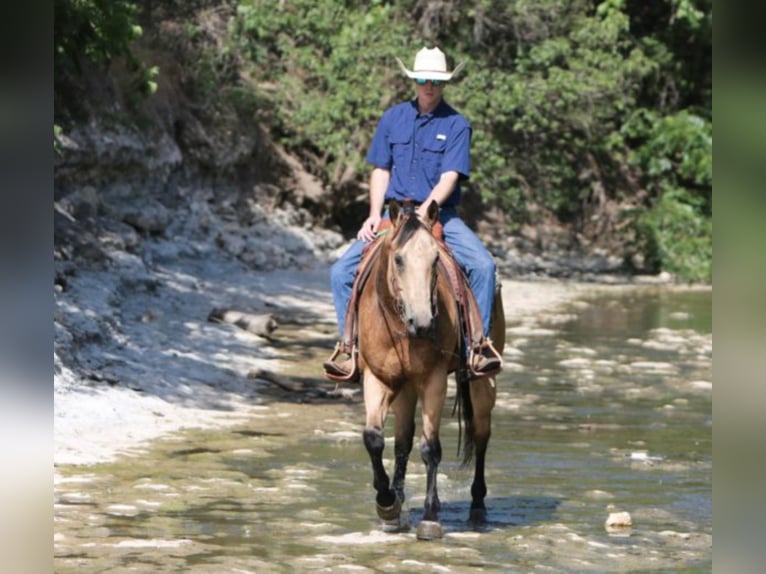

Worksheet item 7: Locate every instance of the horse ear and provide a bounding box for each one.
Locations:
[389,200,401,225]
[425,199,439,226]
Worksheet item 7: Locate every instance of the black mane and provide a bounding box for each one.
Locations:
[394,213,425,247]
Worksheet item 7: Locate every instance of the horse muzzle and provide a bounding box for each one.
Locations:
[406,316,436,339]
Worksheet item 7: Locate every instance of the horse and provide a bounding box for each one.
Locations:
[356,199,505,540]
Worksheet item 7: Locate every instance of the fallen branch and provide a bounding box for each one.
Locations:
[247,368,305,392]
[247,369,361,400]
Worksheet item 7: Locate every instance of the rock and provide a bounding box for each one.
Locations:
[605,510,633,529]
[57,185,101,219]
[102,191,171,235]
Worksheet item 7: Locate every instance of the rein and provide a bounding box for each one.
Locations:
[375,223,408,340]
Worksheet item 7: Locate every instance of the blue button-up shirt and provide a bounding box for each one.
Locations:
[365,99,471,207]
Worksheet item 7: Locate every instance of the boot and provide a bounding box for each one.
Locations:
[469,339,503,379]
[323,341,360,383]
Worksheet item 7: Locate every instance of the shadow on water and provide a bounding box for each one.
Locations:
[410,495,562,532]
[230,429,286,438]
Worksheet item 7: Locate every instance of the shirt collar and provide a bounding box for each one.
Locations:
[410,98,447,119]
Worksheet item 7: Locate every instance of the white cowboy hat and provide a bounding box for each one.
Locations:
[395,47,465,82]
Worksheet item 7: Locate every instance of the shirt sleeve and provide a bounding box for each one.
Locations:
[365,111,393,169]
[441,121,471,180]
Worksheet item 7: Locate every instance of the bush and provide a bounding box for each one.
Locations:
[639,186,712,282]
[54,0,154,122]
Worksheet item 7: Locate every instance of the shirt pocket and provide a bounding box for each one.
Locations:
[421,138,447,179]
[389,133,411,167]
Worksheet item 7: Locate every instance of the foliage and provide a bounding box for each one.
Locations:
[233,1,413,185]
[54,0,155,121]
[228,0,711,281]
[638,186,712,282]
[54,0,712,282]
[54,0,142,71]
[622,107,712,281]
[625,110,712,193]
[452,0,658,218]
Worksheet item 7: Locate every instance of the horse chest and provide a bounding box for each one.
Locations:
[374,341,440,381]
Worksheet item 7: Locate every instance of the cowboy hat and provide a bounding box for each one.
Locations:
[395,47,465,82]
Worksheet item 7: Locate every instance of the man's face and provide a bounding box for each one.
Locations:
[414,79,445,108]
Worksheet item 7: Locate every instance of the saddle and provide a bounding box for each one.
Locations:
[324,218,499,383]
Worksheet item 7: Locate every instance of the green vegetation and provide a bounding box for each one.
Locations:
[54,0,156,123]
[54,0,141,71]
[54,0,712,282]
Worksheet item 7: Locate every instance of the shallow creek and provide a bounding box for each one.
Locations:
[55,288,712,572]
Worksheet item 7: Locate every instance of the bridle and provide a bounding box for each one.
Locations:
[378,212,440,339]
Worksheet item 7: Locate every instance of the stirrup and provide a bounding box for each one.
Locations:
[467,338,503,379]
[323,341,360,383]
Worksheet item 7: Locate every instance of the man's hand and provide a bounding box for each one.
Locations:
[357,214,382,242]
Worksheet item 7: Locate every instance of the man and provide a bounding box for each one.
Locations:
[324,46,502,381]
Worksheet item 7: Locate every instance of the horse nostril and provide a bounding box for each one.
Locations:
[413,321,435,338]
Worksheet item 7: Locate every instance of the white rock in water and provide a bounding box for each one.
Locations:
[689,380,712,391]
[605,510,633,528]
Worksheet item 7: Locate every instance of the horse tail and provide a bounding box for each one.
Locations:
[455,368,476,467]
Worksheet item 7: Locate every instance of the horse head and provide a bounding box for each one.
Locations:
[386,200,441,339]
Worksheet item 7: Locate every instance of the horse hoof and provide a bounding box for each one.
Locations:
[376,497,402,521]
[381,510,410,533]
[416,520,443,540]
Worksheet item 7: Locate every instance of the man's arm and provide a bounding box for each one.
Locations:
[358,167,390,241]
[417,170,459,218]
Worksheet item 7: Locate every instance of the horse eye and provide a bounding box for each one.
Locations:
[394,254,404,267]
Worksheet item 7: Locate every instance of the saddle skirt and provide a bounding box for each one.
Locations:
[340,220,482,363]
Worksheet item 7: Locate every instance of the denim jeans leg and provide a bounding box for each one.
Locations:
[439,209,497,336]
[329,239,366,339]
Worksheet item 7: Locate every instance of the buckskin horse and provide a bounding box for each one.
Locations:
[356,199,505,540]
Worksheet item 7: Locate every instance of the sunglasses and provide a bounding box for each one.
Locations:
[414,78,444,86]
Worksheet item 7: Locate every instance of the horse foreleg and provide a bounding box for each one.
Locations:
[416,372,447,540]
[362,376,399,520]
[391,386,417,504]
[468,376,497,523]
[363,427,401,521]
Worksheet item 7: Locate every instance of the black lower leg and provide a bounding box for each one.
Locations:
[363,428,396,508]
[420,438,442,521]
[470,448,489,522]
[392,428,414,503]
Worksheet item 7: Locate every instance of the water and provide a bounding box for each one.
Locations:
[54,287,712,572]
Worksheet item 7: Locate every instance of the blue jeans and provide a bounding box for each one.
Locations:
[330,206,496,339]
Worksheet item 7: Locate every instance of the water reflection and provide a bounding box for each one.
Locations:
[55,287,712,572]
[570,289,712,337]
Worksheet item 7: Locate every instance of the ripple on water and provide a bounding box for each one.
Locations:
[317,530,410,545]
[54,288,711,572]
